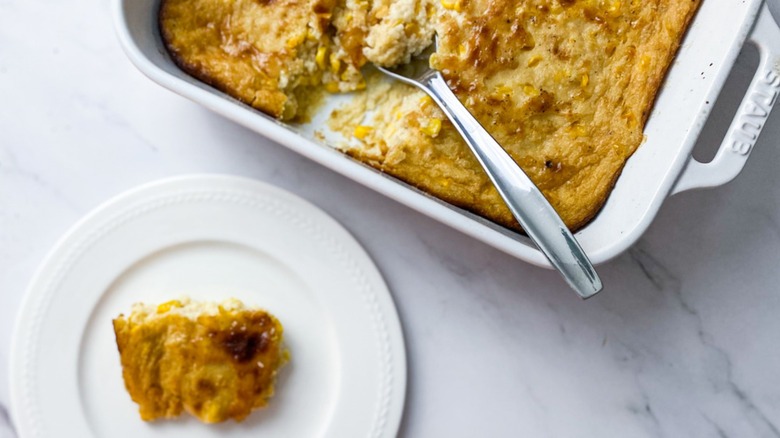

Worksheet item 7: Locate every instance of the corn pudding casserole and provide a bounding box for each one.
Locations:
[113,298,287,423]
[160,0,701,231]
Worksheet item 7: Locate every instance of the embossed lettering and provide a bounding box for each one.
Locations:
[731,139,752,155]
[745,100,769,118]
[762,69,780,88]
[740,120,762,138]
[729,68,780,156]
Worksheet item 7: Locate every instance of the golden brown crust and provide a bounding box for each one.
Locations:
[113,300,286,423]
[159,0,368,120]
[343,0,702,231]
[160,0,285,118]
[160,0,701,232]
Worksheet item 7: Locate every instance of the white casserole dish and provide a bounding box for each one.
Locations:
[112,0,780,268]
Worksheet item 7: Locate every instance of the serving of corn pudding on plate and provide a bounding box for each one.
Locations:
[10,175,406,437]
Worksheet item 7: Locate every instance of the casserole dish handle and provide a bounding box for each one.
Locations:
[672,3,780,195]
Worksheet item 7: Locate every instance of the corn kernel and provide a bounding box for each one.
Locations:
[496,85,513,95]
[316,47,328,70]
[405,22,419,34]
[607,0,621,17]
[330,53,341,74]
[523,84,540,96]
[440,0,462,12]
[421,118,442,137]
[567,123,587,138]
[353,125,374,139]
[554,69,570,83]
[639,54,651,70]
[310,70,323,86]
[622,111,637,127]
[156,300,183,314]
[325,81,341,93]
[285,34,304,49]
[527,54,542,67]
[457,44,467,57]
[419,94,434,109]
[581,73,589,88]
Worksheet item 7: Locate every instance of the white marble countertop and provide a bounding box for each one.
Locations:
[2,1,780,437]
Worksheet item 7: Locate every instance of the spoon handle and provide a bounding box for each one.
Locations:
[422,71,602,298]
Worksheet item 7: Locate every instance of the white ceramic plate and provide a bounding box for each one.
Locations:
[9,175,406,438]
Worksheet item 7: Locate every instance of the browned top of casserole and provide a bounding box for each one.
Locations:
[113,298,287,423]
[159,0,701,231]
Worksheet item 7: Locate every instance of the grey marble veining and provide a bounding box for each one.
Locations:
[2,0,780,436]
[0,404,16,438]
[0,350,15,438]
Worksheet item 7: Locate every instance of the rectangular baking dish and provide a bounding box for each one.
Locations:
[112,0,780,268]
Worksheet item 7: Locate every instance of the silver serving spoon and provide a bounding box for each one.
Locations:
[375,46,602,298]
